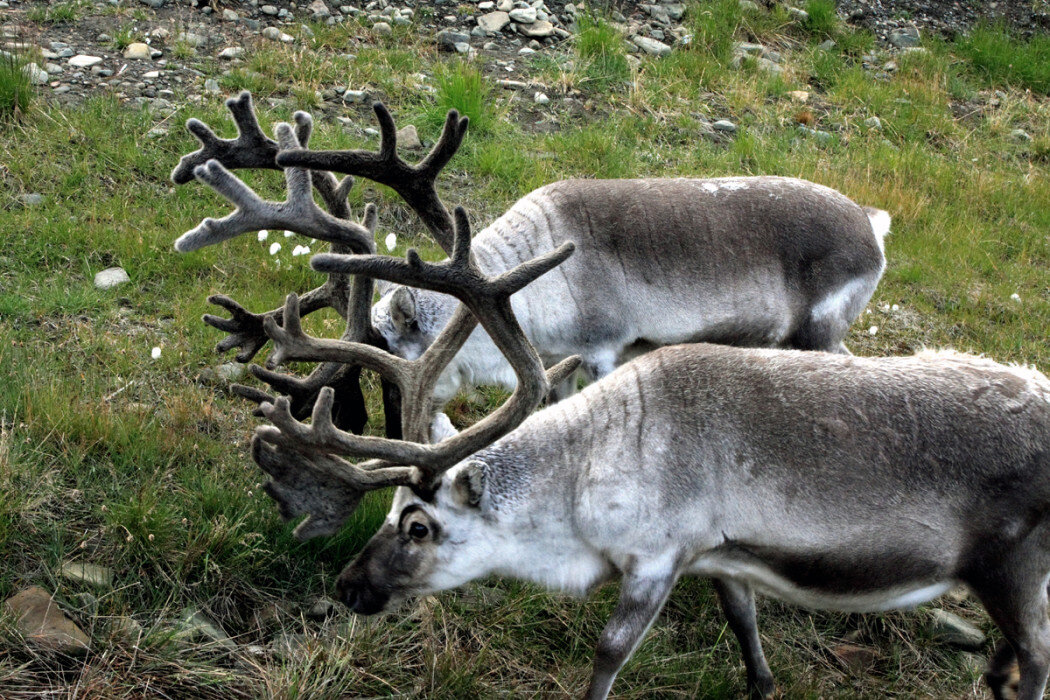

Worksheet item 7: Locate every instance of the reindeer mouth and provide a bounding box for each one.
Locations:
[339,580,391,616]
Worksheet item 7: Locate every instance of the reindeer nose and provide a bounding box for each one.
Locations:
[336,574,362,611]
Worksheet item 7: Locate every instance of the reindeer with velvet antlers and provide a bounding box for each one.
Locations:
[174,94,1050,700]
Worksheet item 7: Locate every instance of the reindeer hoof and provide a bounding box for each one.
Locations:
[985,661,1020,700]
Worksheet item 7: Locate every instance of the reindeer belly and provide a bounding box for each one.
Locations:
[690,542,957,613]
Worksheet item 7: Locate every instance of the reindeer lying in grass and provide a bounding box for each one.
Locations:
[174,97,1048,699]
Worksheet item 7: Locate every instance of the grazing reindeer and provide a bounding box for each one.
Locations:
[273,109,890,406]
[225,205,1050,699]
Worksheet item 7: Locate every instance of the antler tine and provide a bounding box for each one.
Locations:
[262,292,413,380]
[274,102,470,255]
[171,92,280,185]
[174,123,377,254]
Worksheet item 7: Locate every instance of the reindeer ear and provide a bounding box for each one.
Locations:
[390,287,417,329]
[451,460,486,509]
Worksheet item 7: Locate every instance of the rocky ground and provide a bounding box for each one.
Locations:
[1,0,1047,114]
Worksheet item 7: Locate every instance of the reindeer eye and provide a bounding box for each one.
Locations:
[408,522,429,540]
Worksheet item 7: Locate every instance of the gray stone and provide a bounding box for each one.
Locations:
[178,32,205,47]
[222,8,239,20]
[832,643,878,671]
[534,91,550,104]
[204,78,220,92]
[517,20,554,38]
[712,119,737,133]
[928,609,987,651]
[632,35,671,57]
[663,3,685,20]
[477,10,510,33]
[60,561,114,588]
[509,6,537,23]
[68,55,103,68]
[436,30,471,50]
[306,597,337,621]
[396,124,422,149]
[216,362,245,381]
[342,89,368,103]
[864,116,882,130]
[734,41,764,55]
[270,632,313,657]
[123,43,152,59]
[176,608,235,649]
[138,0,165,7]
[889,26,920,49]
[497,0,512,10]
[308,0,331,16]
[95,267,130,289]
[787,6,808,21]
[817,39,836,51]
[5,586,90,655]
[372,21,392,34]
[23,63,49,85]
[1011,128,1033,143]
[218,46,245,59]
[261,4,278,14]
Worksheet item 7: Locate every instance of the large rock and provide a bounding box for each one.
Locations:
[508,6,537,23]
[23,63,49,85]
[396,124,422,150]
[889,26,920,48]
[436,30,470,51]
[517,20,555,38]
[60,561,113,588]
[68,55,103,68]
[176,608,235,650]
[477,11,510,34]
[94,267,130,290]
[927,609,987,651]
[5,586,90,655]
[123,43,152,59]
[632,35,672,57]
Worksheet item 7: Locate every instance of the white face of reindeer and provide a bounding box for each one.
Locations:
[371,286,457,362]
[335,461,494,614]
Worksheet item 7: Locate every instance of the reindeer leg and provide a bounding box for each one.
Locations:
[970,563,1050,700]
[712,578,776,700]
[585,568,677,700]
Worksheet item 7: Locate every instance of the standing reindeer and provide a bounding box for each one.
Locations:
[280,146,891,406]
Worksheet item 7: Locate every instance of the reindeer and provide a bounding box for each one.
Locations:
[171,98,1050,700]
[284,147,890,407]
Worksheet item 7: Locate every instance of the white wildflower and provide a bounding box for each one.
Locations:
[284,230,295,238]
[292,245,311,257]
[891,304,899,311]
[882,304,890,312]
[868,326,878,336]
[270,242,282,255]
[385,233,397,251]
[151,346,161,359]
[1011,293,1021,302]
[257,230,269,241]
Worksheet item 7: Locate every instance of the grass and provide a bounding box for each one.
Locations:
[423,59,497,134]
[25,0,88,23]
[575,11,631,89]
[0,54,34,122]
[956,22,1050,94]
[2,0,1050,696]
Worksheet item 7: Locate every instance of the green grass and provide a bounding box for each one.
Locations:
[575,11,631,89]
[801,0,838,37]
[26,0,88,23]
[111,24,146,52]
[0,53,34,122]
[2,5,1050,697]
[424,59,497,135]
[956,22,1050,95]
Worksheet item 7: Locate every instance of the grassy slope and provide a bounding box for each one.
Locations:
[1,1,1049,696]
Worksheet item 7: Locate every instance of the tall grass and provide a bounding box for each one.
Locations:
[0,54,34,122]
[686,0,743,62]
[956,23,1050,95]
[802,0,837,38]
[575,12,630,89]
[425,60,496,134]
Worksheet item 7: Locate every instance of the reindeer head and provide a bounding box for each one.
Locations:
[336,459,495,614]
[174,93,579,558]
[371,286,458,362]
